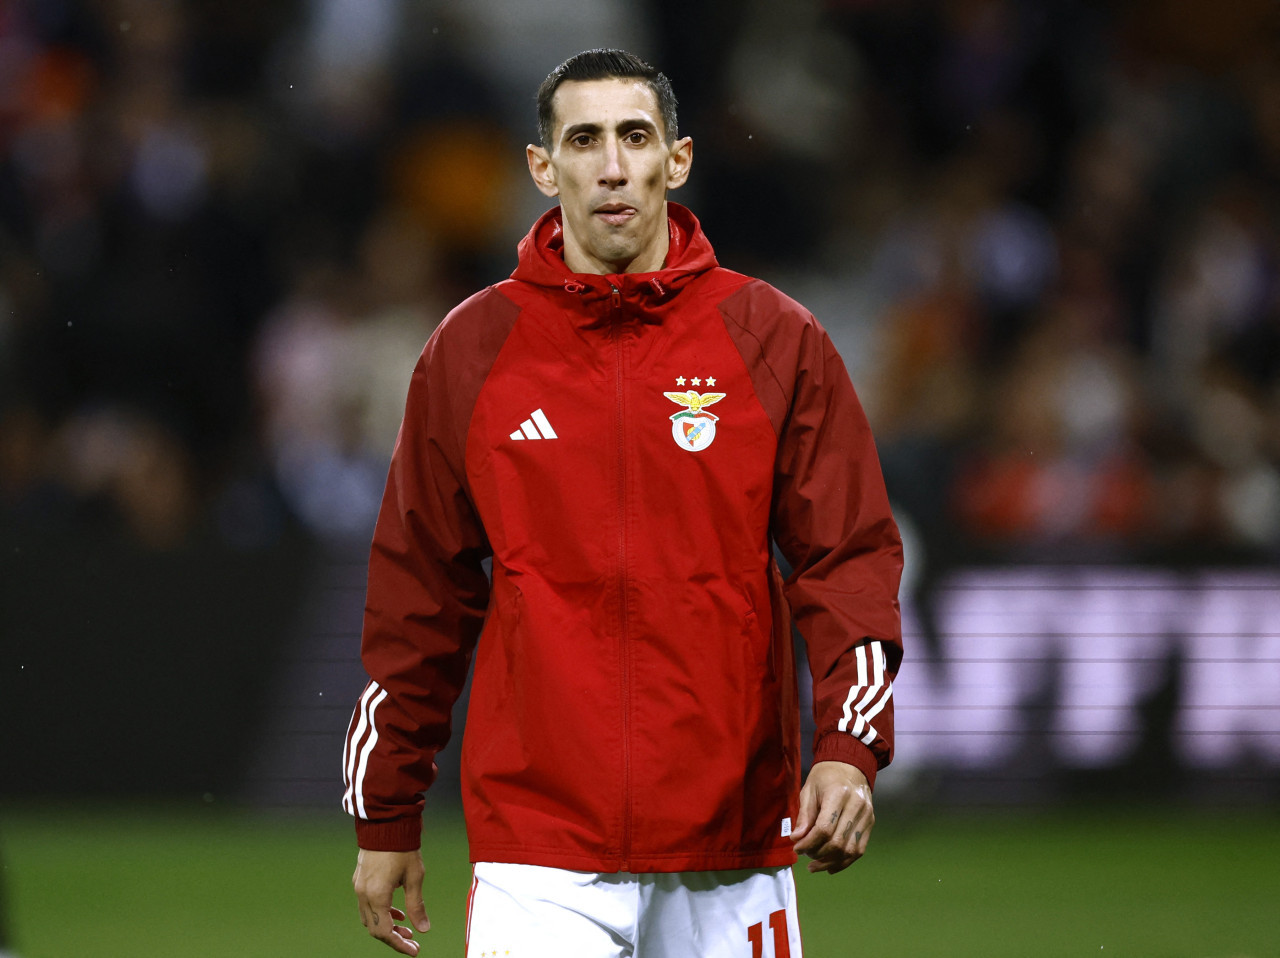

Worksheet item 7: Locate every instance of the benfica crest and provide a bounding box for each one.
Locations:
[664,388,726,452]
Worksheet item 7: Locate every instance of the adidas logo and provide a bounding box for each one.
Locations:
[509,408,558,441]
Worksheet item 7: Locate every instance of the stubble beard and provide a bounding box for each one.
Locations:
[586,219,646,273]
[597,232,639,270]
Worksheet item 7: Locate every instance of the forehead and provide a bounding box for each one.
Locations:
[550,78,662,136]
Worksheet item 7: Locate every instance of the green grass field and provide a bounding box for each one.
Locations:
[2,803,1277,957]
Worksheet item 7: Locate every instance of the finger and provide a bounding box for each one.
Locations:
[807,852,851,872]
[807,838,856,870]
[809,844,857,871]
[817,806,870,860]
[793,792,841,855]
[836,802,872,853]
[387,907,422,951]
[854,803,875,856]
[357,897,380,932]
[392,924,418,943]
[790,779,820,843]
[366,908,421,955]
[390,921,421,956]
[383,926,420,956]
[844,796,874,855]
[809,856,855,875]
[811,803,874,871]
[403,859,432,933]
[361,895,397,944]
[806,839,857,872]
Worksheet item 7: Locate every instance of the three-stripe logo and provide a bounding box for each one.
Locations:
[836,640,893,748]
[510,408,558,441]
[342,681,387,819]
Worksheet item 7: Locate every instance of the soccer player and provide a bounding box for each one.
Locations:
[343,49,903,957]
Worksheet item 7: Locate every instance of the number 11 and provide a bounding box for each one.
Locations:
[747,908,791,958]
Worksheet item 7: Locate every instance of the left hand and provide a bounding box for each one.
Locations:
[352,848,431,955]
[790,760,875,874]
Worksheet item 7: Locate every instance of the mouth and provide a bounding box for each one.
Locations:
[594,203,636,226]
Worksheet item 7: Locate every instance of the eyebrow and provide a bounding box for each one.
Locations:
[561,118,661,142]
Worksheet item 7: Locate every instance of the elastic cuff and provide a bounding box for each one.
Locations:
[811,733,879,789]
[355,815,423,851]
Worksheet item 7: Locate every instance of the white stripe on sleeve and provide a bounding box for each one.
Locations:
[838,645,872,734]
[352,687,389,820]
[835,641,893,748]
[342,682,381,815]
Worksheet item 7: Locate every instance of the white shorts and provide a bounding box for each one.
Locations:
[465,862,802,958]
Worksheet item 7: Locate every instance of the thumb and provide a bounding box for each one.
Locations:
[404,868,431,933]
[792,779,819,841]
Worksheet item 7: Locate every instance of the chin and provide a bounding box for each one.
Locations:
[593,238,640,267]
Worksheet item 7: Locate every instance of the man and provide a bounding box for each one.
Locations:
[344,49,903,957]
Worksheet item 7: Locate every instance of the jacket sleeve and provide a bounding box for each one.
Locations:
[341,329,492,851]
[771,319,903,789]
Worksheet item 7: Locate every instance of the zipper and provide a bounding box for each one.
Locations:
[611,282,632,868]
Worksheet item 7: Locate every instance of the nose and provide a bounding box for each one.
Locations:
[599,138,626,188]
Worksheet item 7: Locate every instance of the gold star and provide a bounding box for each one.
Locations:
[691,377,701,386]
[706,376,716,386]
[676,376,686,386]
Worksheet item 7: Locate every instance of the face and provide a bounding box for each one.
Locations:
[527,78,692,275]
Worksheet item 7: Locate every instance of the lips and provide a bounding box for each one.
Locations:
[594,203,636,226]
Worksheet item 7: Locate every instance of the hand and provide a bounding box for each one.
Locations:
[352,848,432,954]
[790,761,875,875]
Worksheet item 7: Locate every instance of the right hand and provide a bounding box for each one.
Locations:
[352,848,432,955]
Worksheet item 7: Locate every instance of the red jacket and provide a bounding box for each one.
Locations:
[343,203,903,872]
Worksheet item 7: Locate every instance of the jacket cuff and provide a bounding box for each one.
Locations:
[355,814,423,851]
[811,733,879,789]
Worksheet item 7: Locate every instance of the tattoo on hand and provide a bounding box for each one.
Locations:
[828,811,840,828]
[372,913,380,927]
[842,821,855,841]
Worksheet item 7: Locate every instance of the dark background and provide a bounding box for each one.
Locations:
[2,0,1278,807]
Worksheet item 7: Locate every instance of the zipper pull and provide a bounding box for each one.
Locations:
[610,284,621,308]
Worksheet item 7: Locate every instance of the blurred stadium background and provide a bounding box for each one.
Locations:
[1,0,1278,955]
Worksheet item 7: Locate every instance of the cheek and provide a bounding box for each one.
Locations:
[559,177,592,209]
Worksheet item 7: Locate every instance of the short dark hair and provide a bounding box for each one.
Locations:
[536,49,678,150]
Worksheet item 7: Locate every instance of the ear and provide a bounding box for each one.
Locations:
[527,144,559,198]
[665,136,693,191]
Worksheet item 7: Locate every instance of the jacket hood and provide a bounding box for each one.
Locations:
[510,202,719,313]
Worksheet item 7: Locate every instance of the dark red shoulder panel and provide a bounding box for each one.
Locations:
[347,285,522,850]
[422,285,525,499]
[714,278,815,439]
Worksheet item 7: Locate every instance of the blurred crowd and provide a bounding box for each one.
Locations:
[1,0,1278,564]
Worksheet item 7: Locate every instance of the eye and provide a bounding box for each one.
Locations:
[626,131,647,145]
[571,133,593,147]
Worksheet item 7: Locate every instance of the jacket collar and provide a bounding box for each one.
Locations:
[510,202,719,322]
